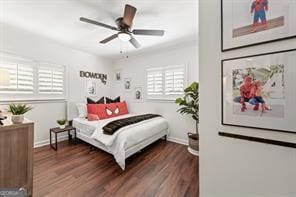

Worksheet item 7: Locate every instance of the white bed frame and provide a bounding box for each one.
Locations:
[67,101,168,162]
[76,128,168,159]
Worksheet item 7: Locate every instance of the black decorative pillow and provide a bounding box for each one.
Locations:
[106,96,120,103]
[87,97,105,104]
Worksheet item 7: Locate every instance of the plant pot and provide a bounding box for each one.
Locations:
[188,132,199,156]
[59,125,65,129]
[11,115,24,124]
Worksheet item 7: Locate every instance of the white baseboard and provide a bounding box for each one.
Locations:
[34,135,188,148]
[167,136,188,145]
[34,134,68,148]
[188,147,199,156]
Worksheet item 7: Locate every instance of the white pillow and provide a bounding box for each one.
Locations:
[76,103,87,118]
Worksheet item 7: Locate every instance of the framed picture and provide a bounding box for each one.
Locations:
[134,87,143,102]
[221,0,296,51]
[115,70,121,82]
[124,78,132,91]
[86,80,96,96]
[222,49,296,133]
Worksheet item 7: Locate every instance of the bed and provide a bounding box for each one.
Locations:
[68,101,169,170]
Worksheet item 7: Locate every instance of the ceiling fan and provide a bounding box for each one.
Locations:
[80,4,165,49]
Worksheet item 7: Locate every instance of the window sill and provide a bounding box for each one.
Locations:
[0,98,66,104]
[145,98,177,103]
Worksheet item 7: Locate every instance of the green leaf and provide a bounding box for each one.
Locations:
[57,119,66,125]
[176,81,199,122]
[175,98,183,104]
[8,103,32,115]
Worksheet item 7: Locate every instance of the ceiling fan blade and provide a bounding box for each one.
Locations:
[122,4,137,27]
[100,34,118,44]
[80,17,118,31]
[129,36,141,48]
[132,29,165,36]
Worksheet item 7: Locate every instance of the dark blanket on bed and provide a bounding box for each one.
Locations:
[102,114,161,135]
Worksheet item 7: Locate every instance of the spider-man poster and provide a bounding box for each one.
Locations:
[232,65,284,118]
[222,0,296,51]
[222,49,296,133]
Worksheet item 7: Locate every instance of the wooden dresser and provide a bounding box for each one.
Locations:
[0,119,34,196]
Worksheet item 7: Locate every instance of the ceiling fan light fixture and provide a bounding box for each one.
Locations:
[118,32,131,42]
[80,4,165,48]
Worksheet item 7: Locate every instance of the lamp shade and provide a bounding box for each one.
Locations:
[0,69,10,86]
[118,32,131,42]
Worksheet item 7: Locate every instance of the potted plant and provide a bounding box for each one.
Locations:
[176,82,199,156]
[57,119,67,129]
[8,104,32,124]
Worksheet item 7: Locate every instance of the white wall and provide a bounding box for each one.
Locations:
[199,0,296,196]
[0,22,114,147]
[112,43,198,144]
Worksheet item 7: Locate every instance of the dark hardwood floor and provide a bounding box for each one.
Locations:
[33,139,199,197]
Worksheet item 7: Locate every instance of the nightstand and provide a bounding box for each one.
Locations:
[49,126,76,151]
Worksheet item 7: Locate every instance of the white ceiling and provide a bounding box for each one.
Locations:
[0,0,197,58]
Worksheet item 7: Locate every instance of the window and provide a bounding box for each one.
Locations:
[164,66,185,95]
[0,58,34,94]
[146,65,186,100]
[38,65,64,95]
[0,52,65,101]
[147,68,163,96]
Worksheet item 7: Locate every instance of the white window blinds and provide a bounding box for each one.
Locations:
[38,66,64,94]
[0,52,66,101]
[146,65,186,99]
[164,66,185,95]
[147,68,163,96]
[0,63,34,94]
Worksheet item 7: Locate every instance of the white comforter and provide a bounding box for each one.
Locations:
[90,114,168,170]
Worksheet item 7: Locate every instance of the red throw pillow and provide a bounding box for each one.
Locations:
[117,101,128,115]
[87,113,99,121]
[87,104,97,115]
[96,101,129,120]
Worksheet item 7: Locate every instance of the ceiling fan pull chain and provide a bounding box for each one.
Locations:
[119,41,129,59]
[120,40,124,54]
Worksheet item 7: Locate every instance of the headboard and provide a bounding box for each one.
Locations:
[67,100,85,121]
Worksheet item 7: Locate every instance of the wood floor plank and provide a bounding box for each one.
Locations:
[33,140,198,197]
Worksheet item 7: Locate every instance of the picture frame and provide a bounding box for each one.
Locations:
[124,78,132,91]
[221,0,296,51]
[115,69,121,82]
[221,49,296,133]
[134,87,144,102]
[86,80,96,96]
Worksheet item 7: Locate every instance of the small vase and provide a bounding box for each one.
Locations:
[11,115,24,124]
[59,125,65,129]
